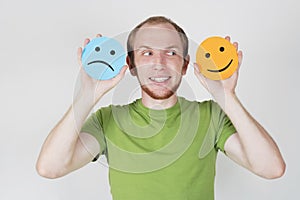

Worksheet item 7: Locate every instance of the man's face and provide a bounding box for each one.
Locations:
[131,23,188,100]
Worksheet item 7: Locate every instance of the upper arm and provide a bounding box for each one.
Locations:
[68,132,101,172]
[224,133,251,170]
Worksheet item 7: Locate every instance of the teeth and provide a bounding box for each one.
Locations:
[150,77,170,83]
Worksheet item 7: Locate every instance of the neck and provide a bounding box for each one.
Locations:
[141,92,178,110]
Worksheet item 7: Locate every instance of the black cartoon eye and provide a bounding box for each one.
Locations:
[219,47,225,52]
[205,53,210,58]
[95,47,100,52]
[110,50,115,55]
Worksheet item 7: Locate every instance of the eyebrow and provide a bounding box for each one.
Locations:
[136,45,181,51]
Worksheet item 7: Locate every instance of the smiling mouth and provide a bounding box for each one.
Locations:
[207,59,233,73]
[149,76,171,83]
[87,60,114,71]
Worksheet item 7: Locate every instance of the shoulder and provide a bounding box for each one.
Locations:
[196,99,223,115]
[178,97,219,111]
[93,100,138,119]
[178,97,226,124]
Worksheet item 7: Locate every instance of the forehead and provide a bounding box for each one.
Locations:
[133,23,183,51]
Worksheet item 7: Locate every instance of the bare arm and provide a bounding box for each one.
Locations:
[36,98,98,178]
[194,36,285,179]
[36,35,128,178]
[222,94,285,179]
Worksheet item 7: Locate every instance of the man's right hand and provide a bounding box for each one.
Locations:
[36,34,128,179]
[76,34,128,107]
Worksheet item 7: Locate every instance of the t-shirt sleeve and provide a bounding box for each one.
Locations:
[81,110,107,155]
[211,101,236,153]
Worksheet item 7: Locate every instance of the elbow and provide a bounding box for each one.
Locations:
[258,161,286,180]
[267,161,286,179]
[36,161,64,179]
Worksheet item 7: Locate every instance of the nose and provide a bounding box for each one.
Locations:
[152,51,166,70]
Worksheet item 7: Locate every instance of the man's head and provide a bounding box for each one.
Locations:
[127,16,189,70]
[126,16,190,100]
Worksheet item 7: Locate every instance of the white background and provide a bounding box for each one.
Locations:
[0,0,299,199]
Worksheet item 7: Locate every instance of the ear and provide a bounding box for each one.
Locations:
[126,56,137,76]
[182,55,190,75]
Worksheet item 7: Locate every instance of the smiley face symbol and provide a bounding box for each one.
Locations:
[196,36,238,80]
[81,36,126,80]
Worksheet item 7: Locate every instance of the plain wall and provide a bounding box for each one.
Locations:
[0,0,298,199]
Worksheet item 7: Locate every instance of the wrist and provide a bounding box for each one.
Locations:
[71,96,95,132]
[74,86,105,107]
[214,91,239,113]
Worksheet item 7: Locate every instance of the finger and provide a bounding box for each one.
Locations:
[225,36,231,41]
[83,38,90,47]
[110,65,129,82]
[118,65,129,77]
[233,42,238,51]
[230,50,243,81]
[193,63,204,80]
[238,50,243,67]
[77,47,83,65]
[193,63,208,89]
[197,73,209,91]
[193,62,200,73]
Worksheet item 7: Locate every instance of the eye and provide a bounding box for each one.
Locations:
[219,47,225,52]
[143,51,153,56]
[95,47,100,52]
[166,50,176,56]
[205,53,210,58]
[110,50,115,55]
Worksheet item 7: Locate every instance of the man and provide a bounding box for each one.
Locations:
[36,16,285,200]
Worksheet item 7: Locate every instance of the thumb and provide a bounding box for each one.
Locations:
[110,65,129,83]
[118,65,129,78]
[77,47,83,67]
[193,63,208,89]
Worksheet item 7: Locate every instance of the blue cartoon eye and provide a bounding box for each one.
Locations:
[95,47,100,52]
[110,50,115,55]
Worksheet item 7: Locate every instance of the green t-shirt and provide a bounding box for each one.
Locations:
[81,97,236,200]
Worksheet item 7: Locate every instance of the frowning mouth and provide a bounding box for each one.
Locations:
[207,59,233,73]
[88,60,114,71]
